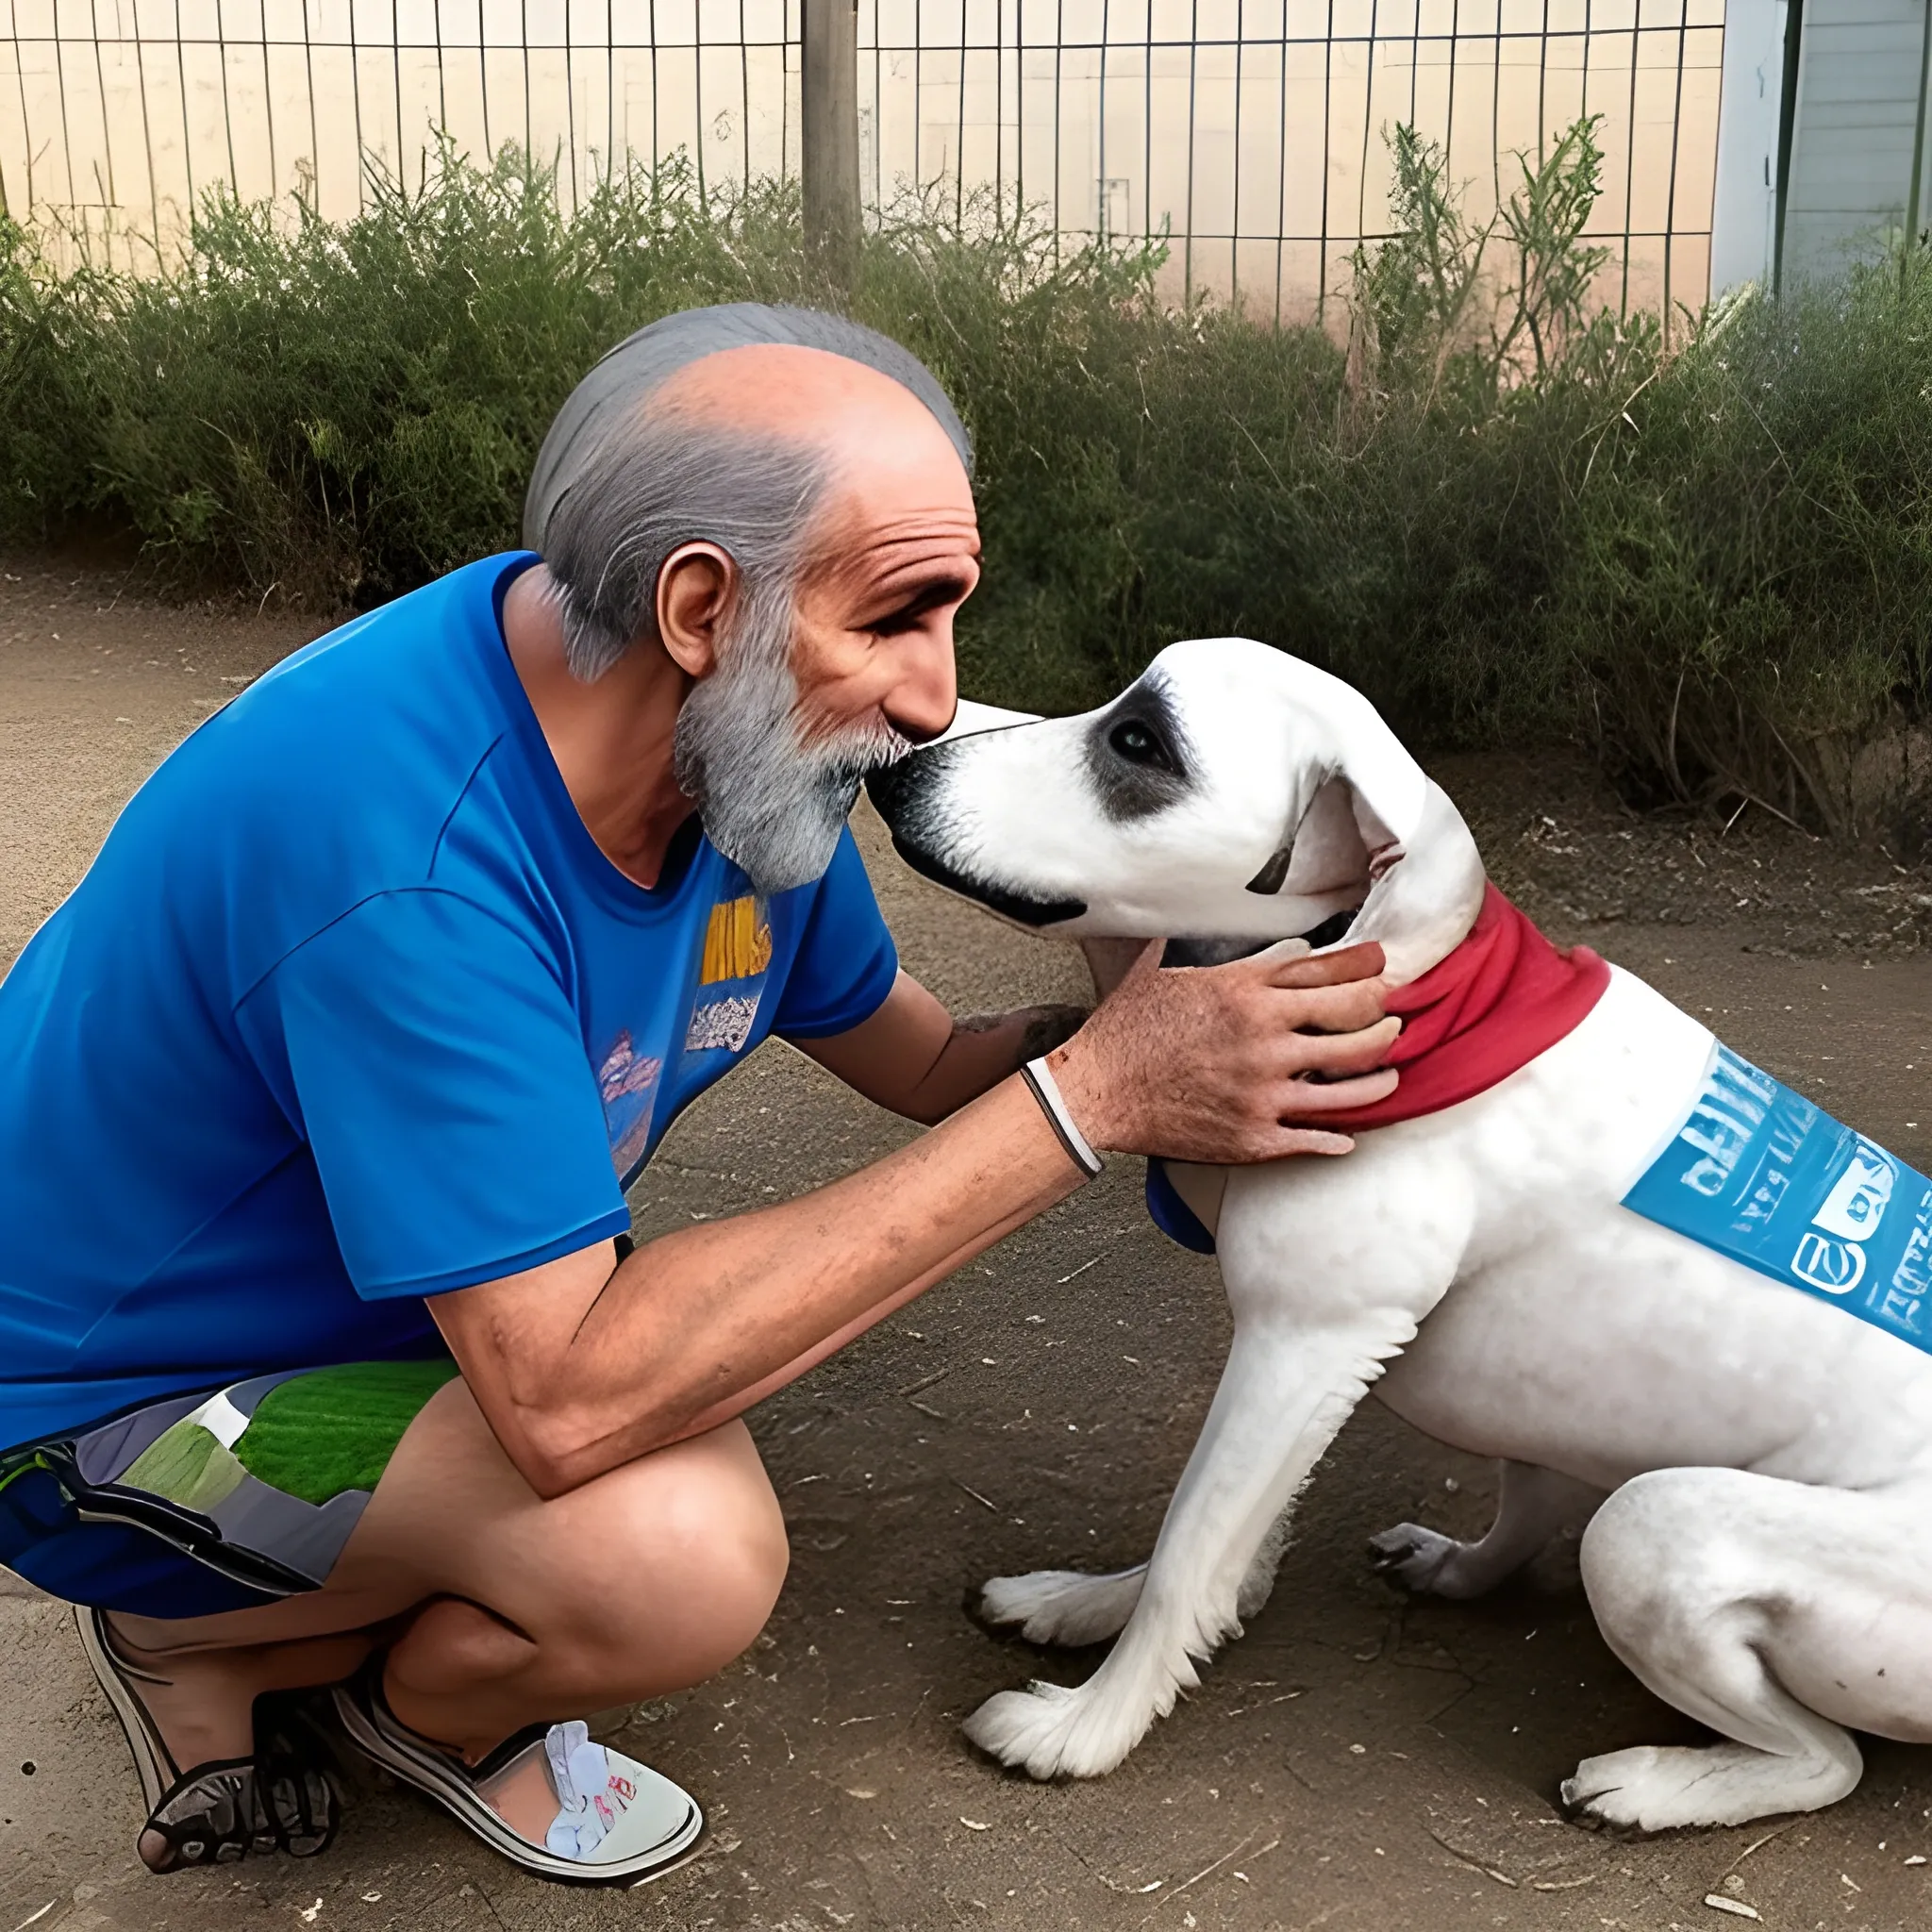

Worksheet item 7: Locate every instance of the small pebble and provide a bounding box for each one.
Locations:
[1701,1897,1760,1922]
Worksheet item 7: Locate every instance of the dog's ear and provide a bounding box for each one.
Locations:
[1245,774,1359,895]
[1244,670,1427,896]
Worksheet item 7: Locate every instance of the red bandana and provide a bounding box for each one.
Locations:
[1146,884,1610,1251]
[1315,882,1611,1131]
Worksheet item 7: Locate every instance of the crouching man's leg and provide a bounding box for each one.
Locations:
[100,1376,785,1881]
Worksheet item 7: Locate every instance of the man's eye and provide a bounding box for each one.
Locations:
[870,576,972,638]
[1108,720,1174,770]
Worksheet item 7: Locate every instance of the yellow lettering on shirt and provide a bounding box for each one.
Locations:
[700,897,773,985]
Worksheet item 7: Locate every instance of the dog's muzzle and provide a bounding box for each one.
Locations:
[865,749,1088,927]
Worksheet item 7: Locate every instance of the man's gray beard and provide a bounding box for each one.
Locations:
[674,582,911,895]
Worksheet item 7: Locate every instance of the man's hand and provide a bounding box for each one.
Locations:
[1047,939,1398,1162]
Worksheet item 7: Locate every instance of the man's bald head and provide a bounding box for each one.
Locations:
[525,303,969,547]
[650,338,948,432]
[529,305,972,681]
[651,342,970,495]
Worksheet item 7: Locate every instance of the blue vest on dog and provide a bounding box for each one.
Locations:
[1624,1043,1932,1351]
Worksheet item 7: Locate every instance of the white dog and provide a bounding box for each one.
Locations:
[867,640,1932,1832]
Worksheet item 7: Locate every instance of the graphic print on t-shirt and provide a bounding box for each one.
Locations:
[685,895,773,1056]
[596,1029,663,1176]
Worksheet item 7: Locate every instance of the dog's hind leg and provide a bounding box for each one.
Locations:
[1368,1461,1606,1600]
[1558,1465,1932,1831]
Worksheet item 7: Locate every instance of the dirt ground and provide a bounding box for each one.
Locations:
[2,557,1931,1932]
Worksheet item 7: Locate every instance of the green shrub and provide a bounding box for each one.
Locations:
[2,146,824,597]
[1555,271,1932,833]
[4,130,1931,833]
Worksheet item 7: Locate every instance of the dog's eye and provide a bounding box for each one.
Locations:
[1108,720,1174,770]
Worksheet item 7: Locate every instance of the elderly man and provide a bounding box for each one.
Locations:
[0,307,1397,1882]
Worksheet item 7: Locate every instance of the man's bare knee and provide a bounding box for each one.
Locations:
[522,1424,788,1689]
[686,1507,790,1672]
[642,1434,789,1667]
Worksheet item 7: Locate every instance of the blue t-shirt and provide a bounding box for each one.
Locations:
[0,553,899,1451]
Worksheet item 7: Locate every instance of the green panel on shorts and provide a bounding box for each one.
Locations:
[232,1359,460,1507]
[119,1420,248,1513]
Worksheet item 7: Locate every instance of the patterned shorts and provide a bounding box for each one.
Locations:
[0,1358,458,1620]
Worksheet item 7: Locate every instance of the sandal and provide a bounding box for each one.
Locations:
[75,1607,338,1872]
[332,1659,704,1885]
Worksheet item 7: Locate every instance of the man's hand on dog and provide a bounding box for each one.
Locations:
[1048,939,1399,1162]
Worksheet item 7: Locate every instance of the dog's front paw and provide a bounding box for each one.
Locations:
[1367,1523,1462,1594]
[962,1681,1081,1778]
[962,1681,1142,1780]
[977,1567,1145,1647]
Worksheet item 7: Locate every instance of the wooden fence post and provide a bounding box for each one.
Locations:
[802,0,862,289]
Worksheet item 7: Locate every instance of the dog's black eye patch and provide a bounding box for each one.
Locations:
[1087,678,1192,824]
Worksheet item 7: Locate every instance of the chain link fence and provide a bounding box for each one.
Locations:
[3,0,1724,314]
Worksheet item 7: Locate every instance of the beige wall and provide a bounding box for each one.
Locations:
[2,0,1722,315]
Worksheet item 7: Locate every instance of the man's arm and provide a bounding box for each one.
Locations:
[432,1072,1085,1498]
[794,969,1087,1124]
[430,942,1398,1500]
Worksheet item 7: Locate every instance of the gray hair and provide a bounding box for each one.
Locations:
[541,415,827,680]
[526,303,973,682]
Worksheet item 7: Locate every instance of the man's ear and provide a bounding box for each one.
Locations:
[656,541,739,678]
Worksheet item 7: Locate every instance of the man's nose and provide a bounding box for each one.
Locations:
[885,633,959,745]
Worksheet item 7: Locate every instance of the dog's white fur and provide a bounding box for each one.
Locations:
[883,640,1932,1831]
